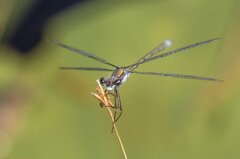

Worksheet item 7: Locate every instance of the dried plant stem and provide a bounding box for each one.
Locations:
[105,106,128,159]
[91,80,128,159]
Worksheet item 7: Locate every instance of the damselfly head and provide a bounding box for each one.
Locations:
[99,77,106,86]
[99,77,122,91]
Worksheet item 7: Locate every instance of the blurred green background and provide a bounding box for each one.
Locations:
[1,0,240,158]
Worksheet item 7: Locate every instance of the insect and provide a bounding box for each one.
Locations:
[49,38,222,122]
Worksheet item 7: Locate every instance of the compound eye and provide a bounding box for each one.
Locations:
[114,79,122,86]
[99,77,106,85]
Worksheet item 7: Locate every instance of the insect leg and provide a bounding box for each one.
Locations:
[113,88,122,123]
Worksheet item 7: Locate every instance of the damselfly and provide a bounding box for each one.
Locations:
[49,38,222,122]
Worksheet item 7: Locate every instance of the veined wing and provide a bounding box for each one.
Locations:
[48,39,117,68]
[131,71,223,82]
[126,38,220,69]
[128,40,172,71]
[60,67,114,72]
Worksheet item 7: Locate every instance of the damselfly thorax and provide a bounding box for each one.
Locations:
[99,68,130,91]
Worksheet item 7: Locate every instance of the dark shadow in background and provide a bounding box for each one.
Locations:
[8,0,87,55]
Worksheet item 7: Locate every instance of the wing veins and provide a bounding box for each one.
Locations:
[60,67,114,72]
[131,71,223,82]
[48,40,117,68]
[125,38,220,69]
[128,40,172,71]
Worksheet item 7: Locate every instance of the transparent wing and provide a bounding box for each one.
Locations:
[60,67,114,72]
[128,40,172,71]
[131,71,223,82]
[48,39,117,68]
[125,38,220,69]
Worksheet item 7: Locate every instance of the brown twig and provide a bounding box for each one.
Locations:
[91,80,128,159]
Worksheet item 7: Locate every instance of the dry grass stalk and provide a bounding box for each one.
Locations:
[91,80,128,159]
